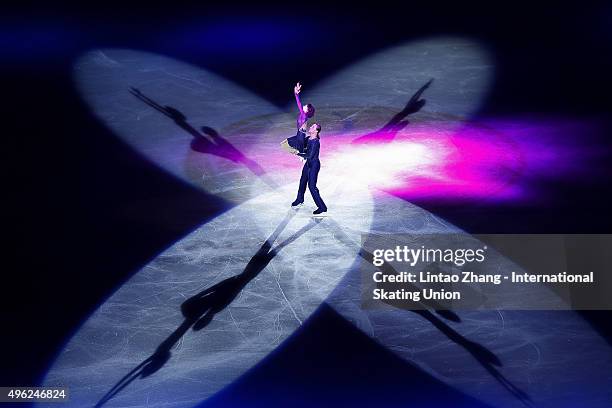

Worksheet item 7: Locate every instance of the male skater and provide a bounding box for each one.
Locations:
[291,123,328,215]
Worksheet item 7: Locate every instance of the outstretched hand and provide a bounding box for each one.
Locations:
[294,82,302,94]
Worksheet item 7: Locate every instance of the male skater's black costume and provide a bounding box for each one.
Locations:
[292,135,327,214]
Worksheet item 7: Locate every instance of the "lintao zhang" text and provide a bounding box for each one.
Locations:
[372,271,502,285]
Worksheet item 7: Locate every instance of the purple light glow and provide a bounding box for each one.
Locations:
[242,117,601,204]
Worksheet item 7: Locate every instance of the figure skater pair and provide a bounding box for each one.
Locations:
[280,82,327,216]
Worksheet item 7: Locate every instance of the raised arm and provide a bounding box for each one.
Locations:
[294,82,304,114]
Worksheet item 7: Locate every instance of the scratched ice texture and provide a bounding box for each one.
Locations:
[38,39,612,408]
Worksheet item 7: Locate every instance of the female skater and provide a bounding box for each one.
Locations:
[280,82,315,156]
[291,123,327,215]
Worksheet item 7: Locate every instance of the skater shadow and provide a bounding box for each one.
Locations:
[320,218,532,407]
[94,210,319,407]
[129,87,273,183]
[412,309,531,406]
[352,79,434,144]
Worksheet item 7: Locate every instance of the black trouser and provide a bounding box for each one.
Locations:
[295,159,327,210]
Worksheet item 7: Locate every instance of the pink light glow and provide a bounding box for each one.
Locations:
[247,117,602,204]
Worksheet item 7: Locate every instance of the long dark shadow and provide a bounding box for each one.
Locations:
[128,87,278,188]
[320,217,532,407]
[95,210,319,407]
[352,78,434,144]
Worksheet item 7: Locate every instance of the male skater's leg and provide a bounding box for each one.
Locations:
[292,163,309,206]
[308,162,327,212]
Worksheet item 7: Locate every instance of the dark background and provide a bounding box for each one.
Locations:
[2,1,612,403]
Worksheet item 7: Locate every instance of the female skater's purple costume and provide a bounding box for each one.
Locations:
[286,92,310,153]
